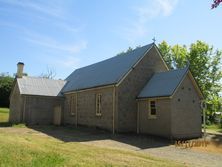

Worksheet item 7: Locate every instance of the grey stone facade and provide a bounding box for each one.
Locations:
[22,95,63,125]
[117,46,168,132]
[63,86,115,131]
[10,44,203,139]
[137,74,202,139]
[171,74,202,139]
[9,82,63,125]
[63,46,169,133]
[9,82,23,123]
[138,98,171,138]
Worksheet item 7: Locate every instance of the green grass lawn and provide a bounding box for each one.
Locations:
[206,124,222,133]
[0,107,9,122]
[0,108,183,167]
[0,127,184,167]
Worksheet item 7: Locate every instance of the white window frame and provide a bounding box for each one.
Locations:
[148,100,157,119]
[70,95,76,116]
[96,94,102,116]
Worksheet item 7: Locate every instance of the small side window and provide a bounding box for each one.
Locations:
[70,95,76,116]
[148,100,157,119]
[96,94,102,116]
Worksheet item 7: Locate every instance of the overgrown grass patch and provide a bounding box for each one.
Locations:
[0,108,183,166]
[206,124,222,133]
[0,107,9,122]
[0,127,184,167]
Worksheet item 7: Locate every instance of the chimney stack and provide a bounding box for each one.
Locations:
[16,62,24,78]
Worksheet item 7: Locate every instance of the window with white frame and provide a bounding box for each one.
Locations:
[96,94,102,116]
[69,95,76,116]
[149,100,157,118]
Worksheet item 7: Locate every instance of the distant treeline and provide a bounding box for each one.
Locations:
[0,73,14,107]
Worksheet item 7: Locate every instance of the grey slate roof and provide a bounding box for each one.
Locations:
[17,76,66,97]
[138,67,189,98]
[62,43,154,93]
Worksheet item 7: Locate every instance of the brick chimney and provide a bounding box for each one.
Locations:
[16,62,24,78]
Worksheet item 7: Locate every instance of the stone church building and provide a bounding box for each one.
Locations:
[9,43,204,139]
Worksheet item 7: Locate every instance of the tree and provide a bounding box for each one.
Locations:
[171,44,188,68]
[158,41,173,69]
[158,41,222,123]
[40,67,56,79]
[0,74,14,107]
[117,46,140,56]
[212,0,222,9]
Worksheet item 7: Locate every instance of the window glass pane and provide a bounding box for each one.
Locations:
[149,100,156,116]
[150,101,155,105]
[96,94,102,115]
[151,108,156,115]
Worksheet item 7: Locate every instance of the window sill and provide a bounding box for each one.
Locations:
[148,115,157,119]
[70,113,75,116]
[96,114,102,117]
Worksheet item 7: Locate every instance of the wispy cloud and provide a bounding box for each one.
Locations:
[122,0,178,42]
[55,23,85,34]
[22,31,86,69]
[0,0,83,34]
[55,56,80,68]
[0,20,87,54]
[0,0,65,19]
[24,32,87,54]
[0,0,87,70]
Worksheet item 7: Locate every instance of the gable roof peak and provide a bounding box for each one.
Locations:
[63,43,154,93]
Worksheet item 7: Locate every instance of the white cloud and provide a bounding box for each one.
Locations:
[122,0,178,42]
[157,0,178,16]
[22,31,86,69]
[56,56,80,68]
[56,23,85,34]
[0,0,83,34]
[24,32,87,54]
[0,0,65,19]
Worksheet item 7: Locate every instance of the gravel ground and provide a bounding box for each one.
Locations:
[78,130,222,167]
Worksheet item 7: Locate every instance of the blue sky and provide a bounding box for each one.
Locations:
[0,0,221,79]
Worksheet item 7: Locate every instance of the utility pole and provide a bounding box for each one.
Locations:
[201,100,207,140]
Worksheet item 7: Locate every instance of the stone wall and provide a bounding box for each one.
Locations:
[63,93,77,125]
[9,82,23,123]
[138,98,171,138]
[117,46,168,132]
[23,95,63,125]
[171,74,202,139]
[64,86,115,131]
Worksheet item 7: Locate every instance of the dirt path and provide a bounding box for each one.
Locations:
[82,138,222,167]
[78,130,222,167]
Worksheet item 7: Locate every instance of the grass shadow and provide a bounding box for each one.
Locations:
[29,125,171,150]
[0,122,12,127]
[210,133,222,146]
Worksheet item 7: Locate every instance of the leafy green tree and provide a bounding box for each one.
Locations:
[158,41,222,123]
[0,74,14,107]
[171,44,188,68]
[158,41,173,69]
[117,46,140,56]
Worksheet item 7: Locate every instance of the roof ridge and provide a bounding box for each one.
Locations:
[66,43,154,79]
[154,66,188,74]
[22,76,65,82]
[63,43,154,92]
[138,67,189,99]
